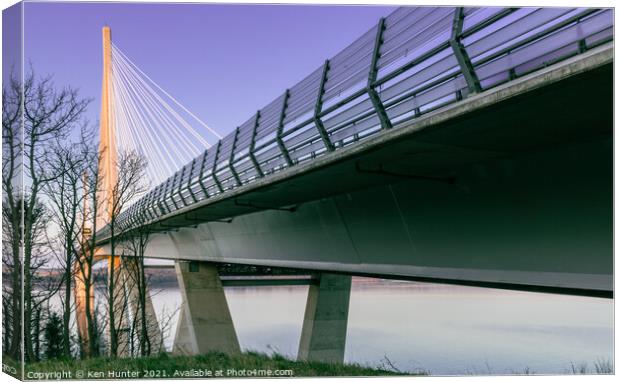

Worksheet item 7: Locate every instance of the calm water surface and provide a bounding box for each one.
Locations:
[145,277,613,375]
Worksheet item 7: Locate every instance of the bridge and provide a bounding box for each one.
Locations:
[78,6,613,363]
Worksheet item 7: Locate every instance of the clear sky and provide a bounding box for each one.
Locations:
[20,1,396,138]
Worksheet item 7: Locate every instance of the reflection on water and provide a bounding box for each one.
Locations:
[146,277,612,375]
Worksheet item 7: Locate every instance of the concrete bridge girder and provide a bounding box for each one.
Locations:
[145,133,611,295]
[133,44,612,296]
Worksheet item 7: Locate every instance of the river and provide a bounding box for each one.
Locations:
[138,276,613,375]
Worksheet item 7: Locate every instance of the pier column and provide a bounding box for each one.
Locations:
[74,262,95,356]
[173,261,240,355]
[124,258,164,355]
[172,307,194,355]
[109,256,131,357]
[298,273,352,363]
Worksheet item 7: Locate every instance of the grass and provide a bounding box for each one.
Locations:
[23,351,417,379]
[2,355,21,379]
[13,352,615,378]
[566,358,614,375]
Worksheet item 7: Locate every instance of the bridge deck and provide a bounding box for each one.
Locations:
[96,7,613,240]
[98,43,612,241]
[94,8,613,296]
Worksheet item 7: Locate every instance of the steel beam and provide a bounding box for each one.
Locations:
[228,127,243,186]
[186,158,198,203]
[314,60,335,151]
[157,181,170,215]
[197,150,210,199]
[211,141,225,194]
[450,7,482,95]
[234,199,297,212]
[355,162,456,184]
[169,172,181,210]
[367,18,392,130]
[176,165,189,207]
[249,111,264,178]
[277,89,294,166]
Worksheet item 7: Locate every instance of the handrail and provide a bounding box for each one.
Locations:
[108,6,613,236]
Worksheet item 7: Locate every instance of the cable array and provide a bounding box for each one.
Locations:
[110,43,221,186]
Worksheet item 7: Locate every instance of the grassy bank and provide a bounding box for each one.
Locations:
[24,352,416,379]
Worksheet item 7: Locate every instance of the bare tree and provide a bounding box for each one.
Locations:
[43,127,95,357]
[2,72,24,359]
[105,150,148,357]
[2,69,91,361]
[121,226,160,356]
[75,149,104,358]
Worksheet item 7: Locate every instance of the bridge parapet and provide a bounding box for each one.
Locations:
[97,6,613,239]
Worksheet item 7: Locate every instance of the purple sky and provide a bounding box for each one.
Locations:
[21,2,396,138]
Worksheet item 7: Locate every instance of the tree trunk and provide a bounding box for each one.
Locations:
[8,226,22,359]
[63,241,72,357]
[34,307,41,360]
[23,235,34,362]
[108,224,117,357]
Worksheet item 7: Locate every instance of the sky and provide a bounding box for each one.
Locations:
[17,1,396,139]
[3,1,396,266]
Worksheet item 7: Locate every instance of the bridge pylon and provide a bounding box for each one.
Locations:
[75,25,123,357]
[97,25,118,228]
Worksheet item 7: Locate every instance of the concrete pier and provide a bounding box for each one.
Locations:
[124,258,164,355]
[73,262,95,356]
[173,261,240,355]
[298,273,352,363]
[172,307,193,355]
[109,256,131,357]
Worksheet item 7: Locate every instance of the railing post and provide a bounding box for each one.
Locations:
[120,209,129,231]
[159,182,170,215]
[169,172,181,210]
[578,38,587,54]
[148,189,159,220]
[132,203,141,226]
[229,127,242,186]
[367,18,392,130]
[164,177,174,212]
[176,165,189,207]
[450,7,482,95]
[153,185,162,217]
[314,60,335,151]
[140,191,153,221]
[249,111,264,178]
[211,141,225,194]
[197,150,210,199]
[128,205,136,228]
[277,89,294,167]
[133,205,140,226]
[157,182,170,216]
[124,210,132,231]
[186,158,198,203]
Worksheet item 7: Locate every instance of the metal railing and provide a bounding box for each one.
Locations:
[103,6,613,238]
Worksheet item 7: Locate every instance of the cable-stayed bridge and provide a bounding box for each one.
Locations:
[82,6,613,361]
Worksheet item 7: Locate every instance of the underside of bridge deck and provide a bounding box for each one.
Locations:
[136,48,611,297]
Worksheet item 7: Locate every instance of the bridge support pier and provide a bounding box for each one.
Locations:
[123,258,164,355]
[173,261,240,355]
[109,256,131,357]
[298,273,352,364]
[172,305,193,355]
[74,263,95,357]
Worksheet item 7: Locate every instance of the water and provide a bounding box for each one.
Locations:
[145,277,613,375]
